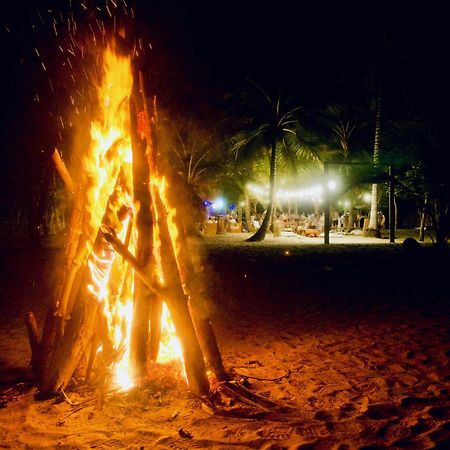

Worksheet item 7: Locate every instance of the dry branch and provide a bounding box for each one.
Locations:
[52,148,75,193]
[25,311,41,373]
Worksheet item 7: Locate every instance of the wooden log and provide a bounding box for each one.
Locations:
[137,76,211,394]
[39,281,99,393]
[25,311,41,374]
[52,148,75,194]
[39,226,120,393]
[85,335,99,383]
[129,75,154,376]
[171,217,228,381]
[153,190,210,397]
[38,167,128,393]
[39,189,85,377]
[148,297,163,361]
[102,230,162,297]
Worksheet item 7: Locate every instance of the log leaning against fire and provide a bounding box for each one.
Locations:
[129,81,159,376]
[28,138,131,393]
[133,70,211,397]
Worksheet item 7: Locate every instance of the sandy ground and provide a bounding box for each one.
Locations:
[0,230,449,449]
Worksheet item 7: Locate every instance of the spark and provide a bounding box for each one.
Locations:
[36,10,44,24]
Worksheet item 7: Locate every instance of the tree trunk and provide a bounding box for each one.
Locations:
[244,193,252,232]
[434,198,449,247]
[418,195,428,242]
[237,200,242,230]
[247,138,276,242]
[346,200,355,231]
[367,92,382,236]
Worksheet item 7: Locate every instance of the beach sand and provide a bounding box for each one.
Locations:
[0,231,449,449]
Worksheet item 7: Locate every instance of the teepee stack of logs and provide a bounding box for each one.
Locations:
[26,39,227,398]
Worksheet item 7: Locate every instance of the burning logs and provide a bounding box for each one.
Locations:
[26,42,226,401]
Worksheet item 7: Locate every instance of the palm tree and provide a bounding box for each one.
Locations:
[229,82,320,241]
[367,92,382,234]
[163,123,224,229]
[364,29,400,236]
[387,118,450,246]
[329,105,358,229]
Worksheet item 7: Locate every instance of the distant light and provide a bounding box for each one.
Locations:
[239,201,245,207]
[212,197,226,211]
[344,200,350,208]
[363,193,371,203]
[284,250,290,256]
[327,180,337,191]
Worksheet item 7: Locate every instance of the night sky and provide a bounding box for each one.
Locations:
[0,1,449,202]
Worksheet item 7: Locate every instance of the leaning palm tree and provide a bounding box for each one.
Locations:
[229,82,320,241]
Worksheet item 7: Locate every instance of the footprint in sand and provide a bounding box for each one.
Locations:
[293,438,339,449]
[428,406,450,420]
[358,445,388,450]
[90,438,124,448]
[294,422,329,438]
[363,402,400,420]
[376,420,411,441]
[400,396,438,410]
[428,421,450,446]
[314,409,338,422]
[258,425,293,440]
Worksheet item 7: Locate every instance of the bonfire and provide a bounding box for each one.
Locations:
[25,34,227,399]
[24,33,287,418]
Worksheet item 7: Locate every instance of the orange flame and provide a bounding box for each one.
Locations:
[84,44,183,391]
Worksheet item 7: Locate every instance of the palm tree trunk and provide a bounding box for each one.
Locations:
[367,93,382,236]
[244,193,252,232]
[418,195,428,242]
[247,139,276,242]
[434,198,449,247]
[237,200,243,230]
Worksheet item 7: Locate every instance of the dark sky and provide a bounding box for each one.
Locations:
[0,0,448,175]
[1,1,448,120]
[133,1,449,115]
